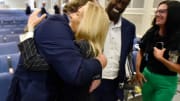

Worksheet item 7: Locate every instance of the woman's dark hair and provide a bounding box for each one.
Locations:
[166,1,180,50]
[165,0,180,35]
[145,0,180,50]
[151,0,180,35]
[151,0,169,27]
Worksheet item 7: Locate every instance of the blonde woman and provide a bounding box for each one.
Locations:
[75,2,109,58]
[7,2,109,101]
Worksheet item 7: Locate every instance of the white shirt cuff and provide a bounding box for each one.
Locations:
[19,31,34,42]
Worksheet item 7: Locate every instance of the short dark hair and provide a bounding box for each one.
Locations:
[116,0,131,5]
[63,3,79,13]
[63,0,94,14]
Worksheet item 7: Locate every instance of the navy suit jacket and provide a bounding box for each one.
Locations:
[7,15,102,101]
[116,17,135,100]
[118,17,135,82]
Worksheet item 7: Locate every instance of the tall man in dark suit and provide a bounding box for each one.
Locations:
[93,0,136,101]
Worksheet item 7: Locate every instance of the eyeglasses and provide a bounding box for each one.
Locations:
[155,9,167,14]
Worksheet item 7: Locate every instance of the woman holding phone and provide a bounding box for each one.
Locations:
[136,1,180,101]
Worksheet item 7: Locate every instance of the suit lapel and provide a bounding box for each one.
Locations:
[121,18,126,59]
[118,18,127,82]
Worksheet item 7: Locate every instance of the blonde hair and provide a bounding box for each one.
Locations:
[75,1,110,56]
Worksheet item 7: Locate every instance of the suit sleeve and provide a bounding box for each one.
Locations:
[129,23,136,52]
[35,19,102,86]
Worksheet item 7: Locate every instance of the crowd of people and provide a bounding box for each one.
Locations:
[6,0,180,101]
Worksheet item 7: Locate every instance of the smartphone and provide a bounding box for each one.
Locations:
[155,42,164,49]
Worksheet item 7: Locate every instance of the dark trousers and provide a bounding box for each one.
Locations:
[93,78,119,101]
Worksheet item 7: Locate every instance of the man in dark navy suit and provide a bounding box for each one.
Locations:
[93,0,136,101]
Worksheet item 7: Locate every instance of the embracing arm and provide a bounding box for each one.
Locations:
[19,9,48,71]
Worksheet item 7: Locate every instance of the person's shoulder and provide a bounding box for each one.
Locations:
[37,14,68,26]
[47,15,66,22]
[122,17,135,27]
[35,14,71,36]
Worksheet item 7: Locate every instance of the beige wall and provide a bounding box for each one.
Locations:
[3,0,180,37]
[4,0,27,8]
